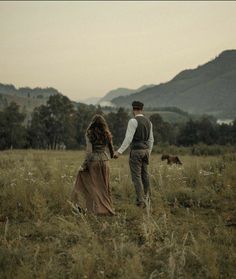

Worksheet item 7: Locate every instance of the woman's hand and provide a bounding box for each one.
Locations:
[113,151,120,159]
[79,165,88,172]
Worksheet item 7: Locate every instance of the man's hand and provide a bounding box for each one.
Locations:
[113,151,120,159]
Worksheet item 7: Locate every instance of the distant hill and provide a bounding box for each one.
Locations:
[77,96,101,105]
[0,83,60,112]
[112,50,236,118]
[98,84,155,107]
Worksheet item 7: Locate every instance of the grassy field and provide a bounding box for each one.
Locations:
[0,150,236,279]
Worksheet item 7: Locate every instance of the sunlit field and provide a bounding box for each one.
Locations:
[0,150,236,278]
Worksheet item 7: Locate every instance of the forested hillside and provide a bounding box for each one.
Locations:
[112,50,236,118]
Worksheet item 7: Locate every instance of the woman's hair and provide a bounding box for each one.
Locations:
[86,114,112,144]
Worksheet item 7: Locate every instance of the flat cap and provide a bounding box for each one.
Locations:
[132,101,144,110]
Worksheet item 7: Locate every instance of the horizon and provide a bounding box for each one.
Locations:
[1,48,235,103]
[1,1,236,101]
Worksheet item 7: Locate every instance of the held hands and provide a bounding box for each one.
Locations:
[113,151,120,159]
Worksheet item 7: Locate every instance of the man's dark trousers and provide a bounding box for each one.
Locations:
[129,149,150,206]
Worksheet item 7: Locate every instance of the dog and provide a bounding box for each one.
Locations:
[161,154,182,165]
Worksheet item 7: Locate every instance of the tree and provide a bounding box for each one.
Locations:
[149,113,175,144]
[28,95,77,149]
[177,119,200,146]
[231,119,236,144]
[0,102,26,150]
[197,117,217,145]
[47,94,77,149]
[216,120,235,145]
[75,103,97,146]
[27,105,50,149]
[106,108,129,146]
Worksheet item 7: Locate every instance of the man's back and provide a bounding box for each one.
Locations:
[131,115,151,150]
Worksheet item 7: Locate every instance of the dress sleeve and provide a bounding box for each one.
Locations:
[107,137,114,159]
[85,134,92,154]
[80,135,92,171]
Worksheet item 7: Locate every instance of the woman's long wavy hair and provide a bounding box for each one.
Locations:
[86,114,112,145]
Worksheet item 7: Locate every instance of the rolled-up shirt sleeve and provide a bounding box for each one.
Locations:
[117,119,138,154]
[147,122,154,154]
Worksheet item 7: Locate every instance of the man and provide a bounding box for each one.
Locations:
[114,101,154,207]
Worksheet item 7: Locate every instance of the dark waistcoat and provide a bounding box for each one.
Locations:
[131,116,151,150]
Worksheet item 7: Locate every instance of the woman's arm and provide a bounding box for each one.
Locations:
[80,135,92,171]
[107,138,114,159]
[85,134,92,154]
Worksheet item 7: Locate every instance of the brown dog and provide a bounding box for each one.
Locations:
[161,154,182,165]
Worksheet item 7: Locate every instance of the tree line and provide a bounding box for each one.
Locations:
[0,94,235,150]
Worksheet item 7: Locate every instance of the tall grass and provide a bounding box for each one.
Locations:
[0,150,235,278]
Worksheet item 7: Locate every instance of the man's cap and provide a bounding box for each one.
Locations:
[132,101,144,110]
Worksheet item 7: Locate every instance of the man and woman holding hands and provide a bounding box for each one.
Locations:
[71,101,154,215]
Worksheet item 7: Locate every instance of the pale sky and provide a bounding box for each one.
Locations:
[0,1,236,101]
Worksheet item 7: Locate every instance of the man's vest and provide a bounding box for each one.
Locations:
[130,116,151,150]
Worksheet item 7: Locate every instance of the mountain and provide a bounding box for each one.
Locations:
[111,50,236,118]
[98,84,155,106]
[77,96,100,105]
[0,83,60,112]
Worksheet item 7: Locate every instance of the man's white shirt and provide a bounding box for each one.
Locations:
[117,114,154,154]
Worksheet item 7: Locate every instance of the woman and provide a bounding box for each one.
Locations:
[71,114,115,215]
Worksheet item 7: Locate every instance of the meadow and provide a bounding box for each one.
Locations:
[0,150,236,279]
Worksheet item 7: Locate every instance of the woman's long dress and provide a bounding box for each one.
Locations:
[71,135,115,215]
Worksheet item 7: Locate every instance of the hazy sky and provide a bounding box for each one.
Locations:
[1,1,236,101]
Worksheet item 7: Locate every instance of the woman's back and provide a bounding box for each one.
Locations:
[86,117,114,159]
[71,114,115,215]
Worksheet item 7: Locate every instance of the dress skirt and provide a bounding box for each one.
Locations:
[71,160,115,215]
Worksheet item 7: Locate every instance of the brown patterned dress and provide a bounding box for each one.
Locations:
[71,135,115,215]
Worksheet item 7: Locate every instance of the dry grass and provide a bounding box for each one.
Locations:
[0,150,236,278]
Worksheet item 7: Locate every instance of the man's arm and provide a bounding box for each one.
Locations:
[116,118,138,155]
[147,122,154,155]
